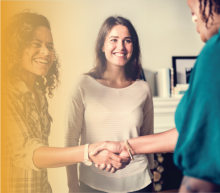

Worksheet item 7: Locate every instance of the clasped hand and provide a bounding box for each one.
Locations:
[89,141,131,173]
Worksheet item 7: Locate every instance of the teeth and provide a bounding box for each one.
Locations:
[34,58,49,64]
[115,53,126,57]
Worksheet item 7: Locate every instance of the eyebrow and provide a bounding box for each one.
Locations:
[33,39,54,45]
[109,36,131,39]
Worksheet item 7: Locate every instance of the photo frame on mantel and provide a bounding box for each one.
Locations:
[172,56,197,86]
[140,68,147,81]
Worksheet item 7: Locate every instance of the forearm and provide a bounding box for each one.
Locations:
[128,128,178,155]
[33,146,84,168]
[33,142,104,169]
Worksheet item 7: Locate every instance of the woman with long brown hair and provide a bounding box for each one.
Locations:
[65,16,154,192]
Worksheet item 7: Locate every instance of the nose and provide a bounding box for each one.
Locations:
[40,45,50,55]
[117,40,125,50]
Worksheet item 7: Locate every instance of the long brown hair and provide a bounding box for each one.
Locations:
[86,16,142,80]
[2,10,61,98]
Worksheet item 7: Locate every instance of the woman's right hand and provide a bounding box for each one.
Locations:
[89,149,130,171]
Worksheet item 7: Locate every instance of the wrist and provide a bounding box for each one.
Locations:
[83,144,92,166]
[127,139,137,155]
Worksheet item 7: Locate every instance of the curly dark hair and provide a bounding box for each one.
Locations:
[199,0,220,27]
[86,16,142,81]
[2,10,60,98]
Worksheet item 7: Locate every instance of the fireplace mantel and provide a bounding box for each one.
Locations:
[153,97,182,134]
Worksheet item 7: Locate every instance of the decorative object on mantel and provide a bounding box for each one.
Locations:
[156,68,171,97]
[172,56,197,87]
[173,84,189,97]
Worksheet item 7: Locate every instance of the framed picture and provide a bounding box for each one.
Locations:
[172,56,197,86]
[140,68,146,81]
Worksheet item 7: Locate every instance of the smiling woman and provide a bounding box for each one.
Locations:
[3,11,60,98]
[1,11,129,193]
[65,16,154,193]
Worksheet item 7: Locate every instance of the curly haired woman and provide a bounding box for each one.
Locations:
[1,11,129,193]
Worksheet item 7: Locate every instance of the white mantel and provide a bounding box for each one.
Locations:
[153,97,182,133]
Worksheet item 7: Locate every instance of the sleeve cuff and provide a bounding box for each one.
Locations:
[25,138,47,171]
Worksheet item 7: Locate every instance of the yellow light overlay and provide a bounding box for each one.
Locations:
[1,1,90,192]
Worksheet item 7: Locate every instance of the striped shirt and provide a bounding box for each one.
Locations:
[2,77,52,193]
[64,75,154,193]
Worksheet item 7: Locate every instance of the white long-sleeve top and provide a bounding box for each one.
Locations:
[64,75,154,193]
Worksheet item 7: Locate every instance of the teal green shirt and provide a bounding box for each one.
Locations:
[174,29,220,185]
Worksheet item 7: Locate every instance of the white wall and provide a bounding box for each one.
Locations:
[2,1,204,192]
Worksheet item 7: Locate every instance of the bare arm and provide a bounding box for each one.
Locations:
[33,142,129,169]
[33,145,84,168]
[179,176,220,193]
[90,128,179,157]
[129,128,178,155]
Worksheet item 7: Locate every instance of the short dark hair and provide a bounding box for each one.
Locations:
[2,10,60,98]
[86,16,142,80]
[199,0,220,27]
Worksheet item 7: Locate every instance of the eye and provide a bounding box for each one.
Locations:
[110,39,117,42]
[125,39,132,43]
[31,42,41,47]
[47,46,54,51]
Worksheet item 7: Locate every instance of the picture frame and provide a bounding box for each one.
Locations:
[172,56,197,86]
[140,68,146,81]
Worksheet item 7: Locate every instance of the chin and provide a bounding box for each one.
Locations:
[35,70,49,77]
[200,35,207,43]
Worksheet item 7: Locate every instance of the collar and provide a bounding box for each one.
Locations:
[6,76,43,97]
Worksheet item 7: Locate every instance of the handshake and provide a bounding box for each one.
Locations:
[88,140,135,173]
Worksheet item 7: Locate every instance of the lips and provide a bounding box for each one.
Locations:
[33,58,49,65]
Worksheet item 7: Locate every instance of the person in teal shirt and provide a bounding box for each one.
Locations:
[91,0,220,192]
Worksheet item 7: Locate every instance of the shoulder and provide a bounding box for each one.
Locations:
[135,80,153,108]
[69,75,91,89]
[135,80,152,94]
[194,33,220,82]
[3,79,24,105]
[198,32,220,68]
[68,74,96,97]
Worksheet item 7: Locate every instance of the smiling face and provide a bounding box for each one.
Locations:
[21,26,55,77]
[102,25,133,68]
[188,0,220,42]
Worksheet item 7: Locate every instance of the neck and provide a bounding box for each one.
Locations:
[103,64,127,83]
[20,69,37,93]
